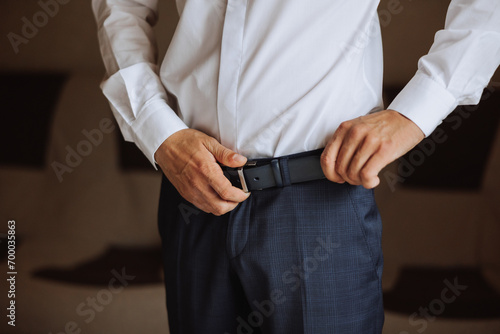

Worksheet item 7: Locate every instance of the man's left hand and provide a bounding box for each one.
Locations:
[320,109,425,189]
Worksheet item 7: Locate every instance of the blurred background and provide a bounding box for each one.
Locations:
[1,0,500,333]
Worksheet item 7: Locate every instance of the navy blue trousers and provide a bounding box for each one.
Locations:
[158,173,384,334]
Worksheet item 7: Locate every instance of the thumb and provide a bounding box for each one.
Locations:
[207,141,247,168]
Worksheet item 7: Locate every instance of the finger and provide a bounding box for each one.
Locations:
[321,127,347,183]
[358,145,395,189]
[179,181,241,216]
[335,125,367,185]
[200,192,241,216]
[346,134,379,184]
[206,139,247,168]
[205,164,251,203]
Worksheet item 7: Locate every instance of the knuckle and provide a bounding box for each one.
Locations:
[198,162,217,177]
[378,140,394,154]
[202,136,218,149]
[191,148,208,163]
[323,169,336,182]
[363,178,377,189]
[320,153,332,168]
[346,169,358,181]
[337,121,350,132]
[364,134,378,147]
[217,147,231,160]
[218,187,232,200]
[206,136,219,145]
[359,168,373,181]
[335,159,345,172]
[210,201,235,216]
[335,167,346,180]
[197,163,210,175]
[211,205,226,216]
[350,124,367,138]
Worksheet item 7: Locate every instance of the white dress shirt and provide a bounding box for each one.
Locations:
[92,0,500,167]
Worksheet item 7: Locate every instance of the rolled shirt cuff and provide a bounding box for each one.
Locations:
[130,99,188,168]
[388,72,458,137]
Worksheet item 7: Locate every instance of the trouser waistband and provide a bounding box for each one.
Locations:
[222,149,326,192]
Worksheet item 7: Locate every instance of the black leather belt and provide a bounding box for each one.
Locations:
[222,149,326,192]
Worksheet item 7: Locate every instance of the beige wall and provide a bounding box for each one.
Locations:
[1,3,499,332]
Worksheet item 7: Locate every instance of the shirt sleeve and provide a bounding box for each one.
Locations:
[92,0,188,167]
[388,0,500,136]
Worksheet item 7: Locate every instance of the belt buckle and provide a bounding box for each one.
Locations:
[237,161,257,193]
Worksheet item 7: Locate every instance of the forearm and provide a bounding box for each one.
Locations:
[92,0,160,75]
[389,0,500,136]
[92,0,187,166]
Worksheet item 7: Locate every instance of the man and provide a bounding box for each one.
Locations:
[92,0,500,333]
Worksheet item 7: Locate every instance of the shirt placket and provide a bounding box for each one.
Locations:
[217,0,248,150]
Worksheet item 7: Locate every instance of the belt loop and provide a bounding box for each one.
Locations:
[279,157,291,187]
[270,159,283,188]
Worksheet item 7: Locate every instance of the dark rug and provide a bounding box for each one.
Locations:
[33,245,163,286]
[0,72,68,168]
[384,266,500,318]
[385,85,500,190]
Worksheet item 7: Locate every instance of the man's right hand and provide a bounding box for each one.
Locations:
[154,129,250,216]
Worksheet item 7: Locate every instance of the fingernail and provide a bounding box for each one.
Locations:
[233,154,246,163]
